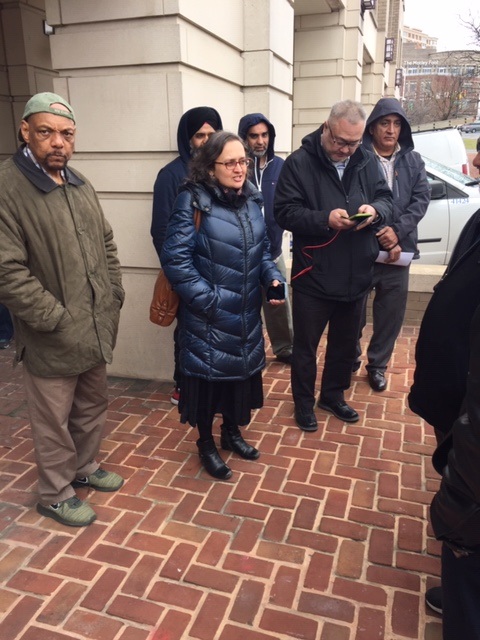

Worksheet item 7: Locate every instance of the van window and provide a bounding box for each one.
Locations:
[423,157,473,187]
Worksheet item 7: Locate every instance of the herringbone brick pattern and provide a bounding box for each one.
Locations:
[0,325,442,640]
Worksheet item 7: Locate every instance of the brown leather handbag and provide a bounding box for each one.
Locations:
[149,209,201,327]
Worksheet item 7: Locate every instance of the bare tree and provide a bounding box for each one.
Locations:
[401,12,480,125]
[402,41,480,125]
[427,74,475,120]
[404,100,432,127]
[460,11,480,51]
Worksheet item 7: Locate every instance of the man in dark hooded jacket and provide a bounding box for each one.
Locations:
[274,100,393,432]
[151,106,222,403]
[238,113,293,364]
[356,97,430,392]
[151,106,223,256]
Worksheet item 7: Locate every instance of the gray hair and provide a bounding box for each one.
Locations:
[329,100,367,126]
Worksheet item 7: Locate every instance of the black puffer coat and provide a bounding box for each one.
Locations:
[161,181,283,381]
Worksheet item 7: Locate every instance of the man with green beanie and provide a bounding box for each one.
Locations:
[0,92,125,527]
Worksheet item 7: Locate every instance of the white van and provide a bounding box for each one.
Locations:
[412,128,469,176]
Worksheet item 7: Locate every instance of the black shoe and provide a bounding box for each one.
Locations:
[196,438,232,480]
[425,586,442,615]
[294,409,318,432]
[317,399,359,423]
[368,370,387,392]
[352,360,361,373]
[275,353,293,365]
[220,425,260,460]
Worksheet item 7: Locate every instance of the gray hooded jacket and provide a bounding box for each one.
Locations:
[363,97,431,257]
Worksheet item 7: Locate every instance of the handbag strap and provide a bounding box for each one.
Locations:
[194,208,202,230]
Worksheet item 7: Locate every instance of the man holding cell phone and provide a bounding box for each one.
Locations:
[274,100,393,431]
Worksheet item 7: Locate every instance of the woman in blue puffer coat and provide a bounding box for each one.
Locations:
[161,131,285,480]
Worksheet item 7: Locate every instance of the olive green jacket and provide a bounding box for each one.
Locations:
[0,147,124,377]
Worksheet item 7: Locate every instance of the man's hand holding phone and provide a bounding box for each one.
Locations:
[351,205,377,230]
[329,209,357,230]
[329,206,377,230]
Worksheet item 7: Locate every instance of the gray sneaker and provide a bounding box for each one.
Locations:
[37,496,97,527]
[72,468,124,492]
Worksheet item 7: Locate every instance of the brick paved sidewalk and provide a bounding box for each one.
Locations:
[0,326,442,640]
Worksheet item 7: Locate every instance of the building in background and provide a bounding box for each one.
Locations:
[402,25,438,49]
[401,43,480,125]
[0,0,404,380]
[398,22,480,126]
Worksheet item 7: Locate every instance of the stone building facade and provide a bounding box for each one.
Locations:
[0,0,402,380]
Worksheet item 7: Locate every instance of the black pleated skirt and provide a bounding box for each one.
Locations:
[179,372,263,428]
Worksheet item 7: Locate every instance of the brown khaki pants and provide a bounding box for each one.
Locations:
[23,363,108,505]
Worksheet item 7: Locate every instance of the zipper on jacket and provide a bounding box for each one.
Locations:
[236,207,250,375]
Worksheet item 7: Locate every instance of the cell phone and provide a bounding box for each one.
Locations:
[266,282,286,302]
[349,212,372,221]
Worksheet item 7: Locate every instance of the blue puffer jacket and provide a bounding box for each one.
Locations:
[161,181,283,381]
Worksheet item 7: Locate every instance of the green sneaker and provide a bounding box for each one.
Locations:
[37,496,97,527]
[72,468,124,492]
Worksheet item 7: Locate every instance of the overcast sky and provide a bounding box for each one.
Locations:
[404,0,479,51]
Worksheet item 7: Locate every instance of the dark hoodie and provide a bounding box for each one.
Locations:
[238,113,285,260]
[151,107,222,259]
[363,97,430,256]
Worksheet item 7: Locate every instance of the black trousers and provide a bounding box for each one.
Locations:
[442,542,480,640]
[291,289,364,411]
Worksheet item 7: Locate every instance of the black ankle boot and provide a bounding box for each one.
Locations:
[196,438,232,479]
[220,424,260,460]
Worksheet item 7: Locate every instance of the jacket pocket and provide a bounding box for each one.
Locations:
[430,481,480,549]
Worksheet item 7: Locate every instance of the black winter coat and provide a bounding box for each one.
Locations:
[408,209,480,434]
[274,126,393,301]
[429,303,480,549]
[409,208,480,548]
[161,181,283,382]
